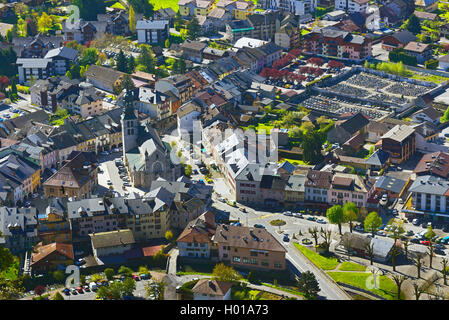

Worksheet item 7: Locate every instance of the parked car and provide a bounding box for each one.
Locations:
[83,285,90,292]
[379,224,386,230]
[283,234,289,242]
[89,282,98,291]
[316,218,326,224]
[406,230,414,236]
[410,238,420,244]
[412,219,420,226]
[420,240,431,246]
[239,207,247,213]
[253,224,265,229]
[62,288,70,296]
[354,225,364,232]
[107,180,112,185]
[100,151,109,156]
[377,231,386,236]
[398,198,404,204]
[132,275,140,281]
[139,274,149,280]
[283,211,293,216]
[293,212,303,218]
[70,288,77,295]
[306,216,316,221]
[176,285,182,293]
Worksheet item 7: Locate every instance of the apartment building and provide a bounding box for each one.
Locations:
[302,27,372,60]
[328,173,369,208]
[379,125,416,164]
[136,19,170,44]
[335,0,369,13]
[214,224,287,270]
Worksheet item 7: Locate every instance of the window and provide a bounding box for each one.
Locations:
[242,257,250,264]
[274,262,283,269]
[233,256,241,263]
[261,261,269,267]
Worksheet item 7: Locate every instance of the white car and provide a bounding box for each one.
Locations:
[100,151,109,156]
[316,218,326,224]
[107,180,112,185]
[398,198,404,204]
[381,194,388,201]
[283,211,293,216]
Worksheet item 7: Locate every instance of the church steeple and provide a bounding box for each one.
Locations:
[121,86,138,153]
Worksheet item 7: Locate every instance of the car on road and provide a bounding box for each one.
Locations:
[132,275,140,281]
[293,212,303,218]
[218,197,225,202]
[354,225,364,232]
[302,238,312,245]
[283,234,289,242]
[410,238,420,243]
[198,179,205,184]
[391,209,398,215]
[398,198,404,204]
[306,216,316,221]
[100,151,109,156]
[231,222,242,226]
[123,182,131,187]
[283,211,293,216]
[377,231,386,236]
[193,169,198,175]
[435,243,445,250]
[254,224,265,229]
[75,258,86,266]
[139,274,149,280]
[420,240,431,246]
[379,224,386,230]
[436,248,446,255]
[412,219,420,226]
[239,207,247,213]
[199,167,208,174]
[316,218,326,224]
[176,285,182,293]
[112,148,121,153]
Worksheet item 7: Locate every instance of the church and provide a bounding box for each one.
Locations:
[121,89,181,189]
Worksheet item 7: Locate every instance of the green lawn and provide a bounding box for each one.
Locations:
[327,272,400,300]
[241,123,276,134]
[410,72,449,84]
[338,262,367,272]
[261,283,307,298]
[278,158,309,166]
[149,0,179,11]
[293,243,340,270]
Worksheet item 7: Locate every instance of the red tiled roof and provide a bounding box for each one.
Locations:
[141,245,163,257]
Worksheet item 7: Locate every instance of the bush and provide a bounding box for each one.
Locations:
[425,59,438,70]
[389,49,417,67]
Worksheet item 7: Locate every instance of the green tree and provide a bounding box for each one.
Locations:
[129,5,136,34]
[104,268,115,281]
[296,271,320,298]
[118,266,133,277]
[326,205,344,235]
[122,277,136,297]
[136,45,156,73]
[441,258,448,285]
[37,12,53,34]
[52,270,65,282]
[364,242,374,265]
[52,291,64,300]
[364,211,383,236]
[184,164,192,177]
[165,230,174,242]
[425,226,436,241]
[403,14,421,34]
[186,16,201,40]
[79,48,98,66]
[165,39,170,48]
[441,106,449,123]
[0,278,24,300]
[146,280,165,300]
[127,55,135,74]
[128,0,154,18]
[116,49,128,73]
[212,263,240,282]
[302,130,324,164]
[72,0,106,20]
[308,226,319,248]
[343,202,358,233]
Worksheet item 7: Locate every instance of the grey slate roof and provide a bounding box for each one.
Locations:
[375,175,406,194]
[409,175,449,196]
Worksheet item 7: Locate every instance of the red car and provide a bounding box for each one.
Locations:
[76,286,84,293]
[420,240,431,246]
[132,275,140,281]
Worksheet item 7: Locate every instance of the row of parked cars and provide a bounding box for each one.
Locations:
[282,211,327,224]
[61,274,150,296]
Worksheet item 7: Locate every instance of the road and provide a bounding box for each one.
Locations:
[211,198,350,300]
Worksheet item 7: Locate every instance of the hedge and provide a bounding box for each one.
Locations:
[425,59,438,70]
[389,49,417,66]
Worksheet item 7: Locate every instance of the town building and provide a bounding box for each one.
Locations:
[136,19,170,44]
[0,206,38,254]
[192,279,232,300]
[379,125,416,164]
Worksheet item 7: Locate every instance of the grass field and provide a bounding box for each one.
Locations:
[338,262,367,272]
[410,72,449,84]
[294,243,340,270]
[278,158,309,166]
[149,0,179,11]
[241,123,276,134]
[327,272,400,300]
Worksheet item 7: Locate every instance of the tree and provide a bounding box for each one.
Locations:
[364,242,374,265]
[413,252,425,278]
[165,39,171,48]
[186,16,201,40]
[116,50,128,73]
[390,244,401,272]
[52,270,65,282]
[129,5,136,34]
[136,45,156,73]
[104,268,115,281]
[127,55,135,74]
[412,282,423,300]
[72,0,106,20]
[79,48,98,66]
[34,285,46,297]
[212,263,240,282]
[52,292,64,300]
[342,235,353,261]
[0,246,14,273]
[425,226,436,241]
[391,274,406,300]
[165,230,174,242]
[343,202,358,233]
[403,238,410,261]
[308,226,319,248]
[0,278,24,300]
[296,271,320,298]
[184,164,192,177]
[121,277,136,297]
[118,266,133,277]
[302,130,324,164]
[427,242,435,269]
[247,271,257,284]
[320,228,332,253]
[326,205,344,235]
[442,258,448,285]
[364,212,383,236]
[128,0,154,18]
[404,14,421,34]
[37,12,53,34]
[146,280,165,300]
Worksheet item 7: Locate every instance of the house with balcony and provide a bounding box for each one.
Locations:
[0,206,38,254]
[37,198,71,244]
[328,173,369,208]
[379,125,416,164]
